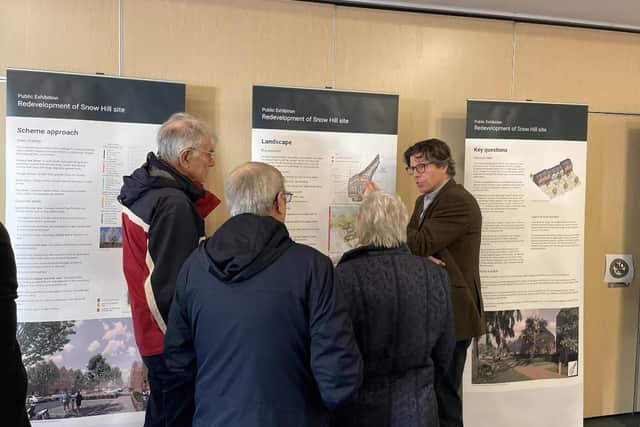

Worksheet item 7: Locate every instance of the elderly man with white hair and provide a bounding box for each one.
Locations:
[118,112,221,427]
[333,190,455,427]
[163,161,362,427]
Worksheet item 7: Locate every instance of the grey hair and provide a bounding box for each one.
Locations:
[355,191,408,248]
[156,112,213,161]
[225,162,285,217]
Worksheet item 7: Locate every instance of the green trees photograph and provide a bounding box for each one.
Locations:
[473,308,579,384]
[18,320,76,367]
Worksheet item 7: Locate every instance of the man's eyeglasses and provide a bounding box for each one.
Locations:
[189,147,216,161]
[274,191,294,203]
[405,161,436,175]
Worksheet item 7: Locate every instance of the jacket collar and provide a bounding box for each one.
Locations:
[337,243,411,265]
[119,152,220,218]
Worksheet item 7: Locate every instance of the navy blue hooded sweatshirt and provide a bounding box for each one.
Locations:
[163,214,363,427]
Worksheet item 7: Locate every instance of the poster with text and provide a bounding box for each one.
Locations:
[5,68,184,426]
[463,100,587,427]
[252,85,398,261]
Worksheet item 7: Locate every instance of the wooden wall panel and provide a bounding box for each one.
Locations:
[514,23,640,113]
[334,7,514,205]
[515,23,640,416]
[0,0,118,75]
[0,0,119,223]
[582,114,640,416]
[122,0,335,231]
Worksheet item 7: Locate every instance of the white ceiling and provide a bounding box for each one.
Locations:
[325,0,640,32]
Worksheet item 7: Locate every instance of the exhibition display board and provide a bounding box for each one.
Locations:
[5,69,184,425]
[463,100,587,427]
[251,85,399,261]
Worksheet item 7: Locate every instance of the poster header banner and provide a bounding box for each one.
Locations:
[466,100,587,141]
[7,69,185,124]
[252,85,399,134]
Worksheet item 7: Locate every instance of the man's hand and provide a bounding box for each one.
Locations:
[428,256,446,267]
[364,180,380,195]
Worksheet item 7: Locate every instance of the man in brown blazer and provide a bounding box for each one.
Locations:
[405,138,485,427]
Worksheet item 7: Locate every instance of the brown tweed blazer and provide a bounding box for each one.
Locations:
[407,179,486,340]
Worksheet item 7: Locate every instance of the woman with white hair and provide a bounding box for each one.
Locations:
[334,191,455,427]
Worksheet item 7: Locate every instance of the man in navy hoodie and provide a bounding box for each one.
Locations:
[118,113,220,427]
[164,161,363,427]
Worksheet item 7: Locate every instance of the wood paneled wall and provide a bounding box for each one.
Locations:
[2,0,639,417]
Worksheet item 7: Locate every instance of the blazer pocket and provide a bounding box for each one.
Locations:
[442,256,467,288]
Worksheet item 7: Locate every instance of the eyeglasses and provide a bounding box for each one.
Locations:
[189,147,215,161]
[405,161,437,175]
[275,191,294,203]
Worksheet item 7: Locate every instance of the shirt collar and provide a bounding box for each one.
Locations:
[425,178,449,201]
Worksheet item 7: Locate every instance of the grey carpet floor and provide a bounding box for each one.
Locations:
[584,414,639,426]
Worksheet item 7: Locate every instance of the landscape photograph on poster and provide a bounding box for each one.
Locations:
[328,204,360,254]
[472,307,579,384]
[17,317,147,420]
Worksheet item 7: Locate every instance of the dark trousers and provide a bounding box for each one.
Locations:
[435,338,471,427]
[142,354,173,427]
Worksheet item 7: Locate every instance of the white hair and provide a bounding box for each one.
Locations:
[355,191,408,248]
[156,112,213,161]
[225,162,285,217]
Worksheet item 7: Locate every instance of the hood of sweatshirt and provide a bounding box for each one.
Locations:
[201,213,293,283]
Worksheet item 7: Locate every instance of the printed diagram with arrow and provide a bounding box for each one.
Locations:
[347,154,380,201]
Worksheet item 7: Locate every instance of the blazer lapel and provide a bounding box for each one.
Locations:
[410,194,426,228]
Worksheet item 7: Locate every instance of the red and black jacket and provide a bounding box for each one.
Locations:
[118,152,219,356]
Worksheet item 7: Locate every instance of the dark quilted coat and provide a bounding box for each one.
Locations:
[333,244,454,427]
